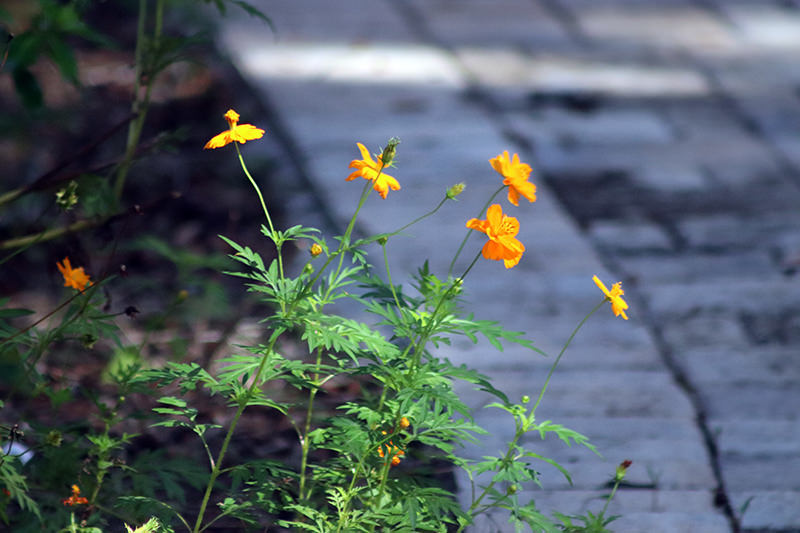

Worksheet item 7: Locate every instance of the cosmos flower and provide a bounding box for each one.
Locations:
[490,151,536,206]
[592,275,629,320]
[57,258,92,290]
[62,484,89,506]
[204,109,265,149]
[346,142,400,199]
[466,204,525,268]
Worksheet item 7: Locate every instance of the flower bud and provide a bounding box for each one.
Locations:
[521,395,530,404]
[46,430,62,447]
[310,243,323,257]
[377,236,388,246]
[446,183,466,199]
[615,459,632,482]
[381,137,401,167]
[55,181,79,211]
[399,417,410,429]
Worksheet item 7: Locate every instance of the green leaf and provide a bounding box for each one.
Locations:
[12,67,42,109]
[44,32,78,84]
[0,459,40,521]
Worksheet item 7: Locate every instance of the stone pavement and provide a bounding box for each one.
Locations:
[214,1,800,531]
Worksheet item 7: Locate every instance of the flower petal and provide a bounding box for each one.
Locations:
[230,124,265,143]
[204,131,232,150]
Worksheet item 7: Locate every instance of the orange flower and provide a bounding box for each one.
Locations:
[592,275,629,320]
[490,151,536,206]
[203,109,265,149]
[347,142,400,199]
[377,431,405,467]
[62,484,89,506]
[466,204,525,268]
[57,258,92,290]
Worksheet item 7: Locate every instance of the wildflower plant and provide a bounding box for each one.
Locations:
[104,110,629,532]
[0,88,634,529]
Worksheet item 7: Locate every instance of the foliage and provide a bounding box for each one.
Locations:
[0,1,635,532]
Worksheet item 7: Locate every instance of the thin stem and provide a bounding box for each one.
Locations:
[0,279,103,348]
[530,299,605,418]
[459,299,607,531]
[323,180,372,304]
[0,114,135,210]
[0,217,103,251]
[447,185,504,276]
[235,143,275,236]
[191,328,285,533]
[234,143,284,282]
[409,252,480,372]
[461,437,520,529]
[381,242,402,310]
[388,195,449,236]
[113,0,164,200]
[601,477,622,518]
[298,348,324,502]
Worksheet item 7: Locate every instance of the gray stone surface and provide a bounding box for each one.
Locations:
[216,0,800,530]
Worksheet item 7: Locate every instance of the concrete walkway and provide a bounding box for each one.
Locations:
[216,1,800,531]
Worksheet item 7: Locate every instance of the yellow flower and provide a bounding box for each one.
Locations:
[346,142,400,199]
[310,243,323,257]
[490,151,536,206]
[592,275,629,320]
[203,109,265,149]
[57,258,92,290]
[466,204,525,268]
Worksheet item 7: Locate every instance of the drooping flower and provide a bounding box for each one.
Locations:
[203,109,265,149]
[347,142,400,199]
[490,151,536,206]
[466,204,525,268]
[57,258,92,290]
[62,484,89,506]
[592,275,629,320]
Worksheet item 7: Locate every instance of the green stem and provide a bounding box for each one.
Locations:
[322,180,372,304]
[335,460,368,533]
[381,242,402,310]
[459,299,606,531]
[529,299,604,418]
[0,216,104,251]
[447,185,504,276]
[388,195,448,236]
[113,0,164,200]
[298,348,324,502]
[460,436,521,530]
[601,477,622,518]
[409,252,480,372]
[191,327,285,533]
[234,143,284,282]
